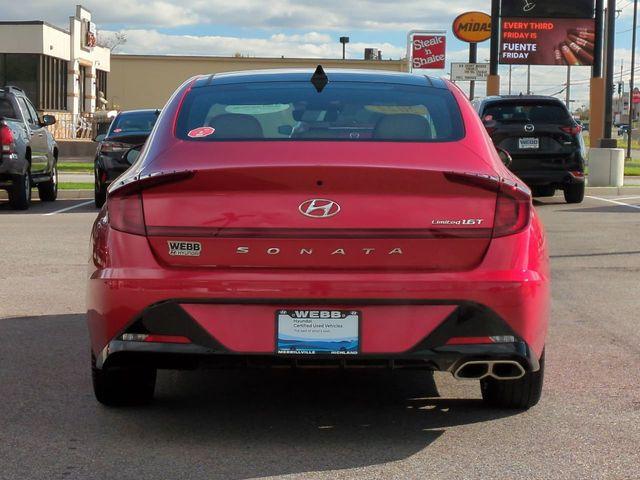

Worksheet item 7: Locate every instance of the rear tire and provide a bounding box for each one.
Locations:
[8,170,32,210]
[92,355,156,406]
[531,185,555,198]
[481,350,545,410]
[38,163,58,202]
[563,182,585,204]
[94,166,107,208]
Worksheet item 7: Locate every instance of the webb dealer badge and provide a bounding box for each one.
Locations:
[167,241,202,257]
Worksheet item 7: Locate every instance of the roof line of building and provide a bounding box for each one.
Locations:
[0,20,69,35]
[112,53,403,63]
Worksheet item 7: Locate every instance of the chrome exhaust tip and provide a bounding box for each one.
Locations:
[453,360,526,380]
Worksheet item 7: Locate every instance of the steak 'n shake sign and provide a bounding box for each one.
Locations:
[407,31,447,71]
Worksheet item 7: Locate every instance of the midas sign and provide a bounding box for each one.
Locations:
[453,11,492,43]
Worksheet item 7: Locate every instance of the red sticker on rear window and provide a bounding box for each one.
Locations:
[188,126,215,138]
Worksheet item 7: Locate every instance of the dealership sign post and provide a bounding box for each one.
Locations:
[406,31,446,72]
[452,11,492,100]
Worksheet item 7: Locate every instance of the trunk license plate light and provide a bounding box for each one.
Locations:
[276,309,360,355]
[518,137,539,149]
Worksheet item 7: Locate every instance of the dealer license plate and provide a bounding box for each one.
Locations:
[276,309,359,355]
[519,137,539,149]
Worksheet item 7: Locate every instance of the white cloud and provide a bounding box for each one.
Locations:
[106,28,405,59]
[1,0,492,30]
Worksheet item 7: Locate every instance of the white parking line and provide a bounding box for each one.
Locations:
[43,200,93,216]
[614,196,640,201]
[585,196,640,210]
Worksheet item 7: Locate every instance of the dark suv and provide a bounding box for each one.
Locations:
[474,95,585,203]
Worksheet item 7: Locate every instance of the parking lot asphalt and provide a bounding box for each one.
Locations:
[0,195,639,480]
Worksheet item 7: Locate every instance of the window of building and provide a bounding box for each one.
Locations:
[96,69,108,101]
[38,55,68,111]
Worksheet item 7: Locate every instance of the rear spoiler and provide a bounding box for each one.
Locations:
[108,169,194,198]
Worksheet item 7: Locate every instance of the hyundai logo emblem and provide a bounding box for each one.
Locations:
[524,124,535,133]
[299,199,341,218]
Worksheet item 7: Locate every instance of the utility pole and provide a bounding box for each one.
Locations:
[469,42,477,100]
[487,0,501,95]
[566,65,571,109]
[527,65,531,94]
[509,65,512,94]
[627,0,638,160]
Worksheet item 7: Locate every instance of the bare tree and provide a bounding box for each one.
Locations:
[97,32,127,52]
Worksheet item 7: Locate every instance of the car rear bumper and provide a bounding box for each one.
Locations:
[513,169,585,187]
[87,219,549,371]
[97,335,540,375]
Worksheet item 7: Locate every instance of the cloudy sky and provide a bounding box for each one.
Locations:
[3,0,639,107]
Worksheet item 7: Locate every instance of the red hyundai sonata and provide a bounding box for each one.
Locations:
[87,68,549,409]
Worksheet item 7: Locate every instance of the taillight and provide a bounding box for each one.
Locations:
[493,181,531,237]
[100,141,128,153]
[443,171,531,238]
[561,124,582,135]
[0,123,16,154]
[108,192,146,235]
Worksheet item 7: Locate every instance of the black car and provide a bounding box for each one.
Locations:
[474,95,586,203]
[93,109,159,207]
[618,124,630,137]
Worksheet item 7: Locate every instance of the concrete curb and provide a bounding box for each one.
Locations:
[0,190,92,201]
[585,186,640,195]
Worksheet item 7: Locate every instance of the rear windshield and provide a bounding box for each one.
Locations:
[176,81,464,142]
[483,102,571,124]
[109,111,158,136]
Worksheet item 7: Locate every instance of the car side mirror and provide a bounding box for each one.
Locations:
[122,144,143,165]
[93,133,106,142]
[40,114,56,126]
[496,147,512,168]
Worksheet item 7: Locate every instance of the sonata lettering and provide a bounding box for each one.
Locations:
[235,247,404,255]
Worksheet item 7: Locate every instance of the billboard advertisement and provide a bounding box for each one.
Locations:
[408,31,446,70]
[501,0,596,19]
[500,18,596,65]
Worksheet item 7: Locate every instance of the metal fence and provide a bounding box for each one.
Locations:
[42,111,96,140]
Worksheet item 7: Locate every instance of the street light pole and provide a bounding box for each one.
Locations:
[627,0,638,160]
[339,36,350,60]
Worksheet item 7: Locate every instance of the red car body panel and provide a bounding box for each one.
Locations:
[87,71,549,373]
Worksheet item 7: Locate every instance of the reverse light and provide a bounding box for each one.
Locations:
[0,123,16,154]
[108,192,146,236]
[445,335,516,345]
[120,333,191,344]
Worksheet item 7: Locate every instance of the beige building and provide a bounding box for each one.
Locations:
[0,5,110,138]
[109,55,407,110]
